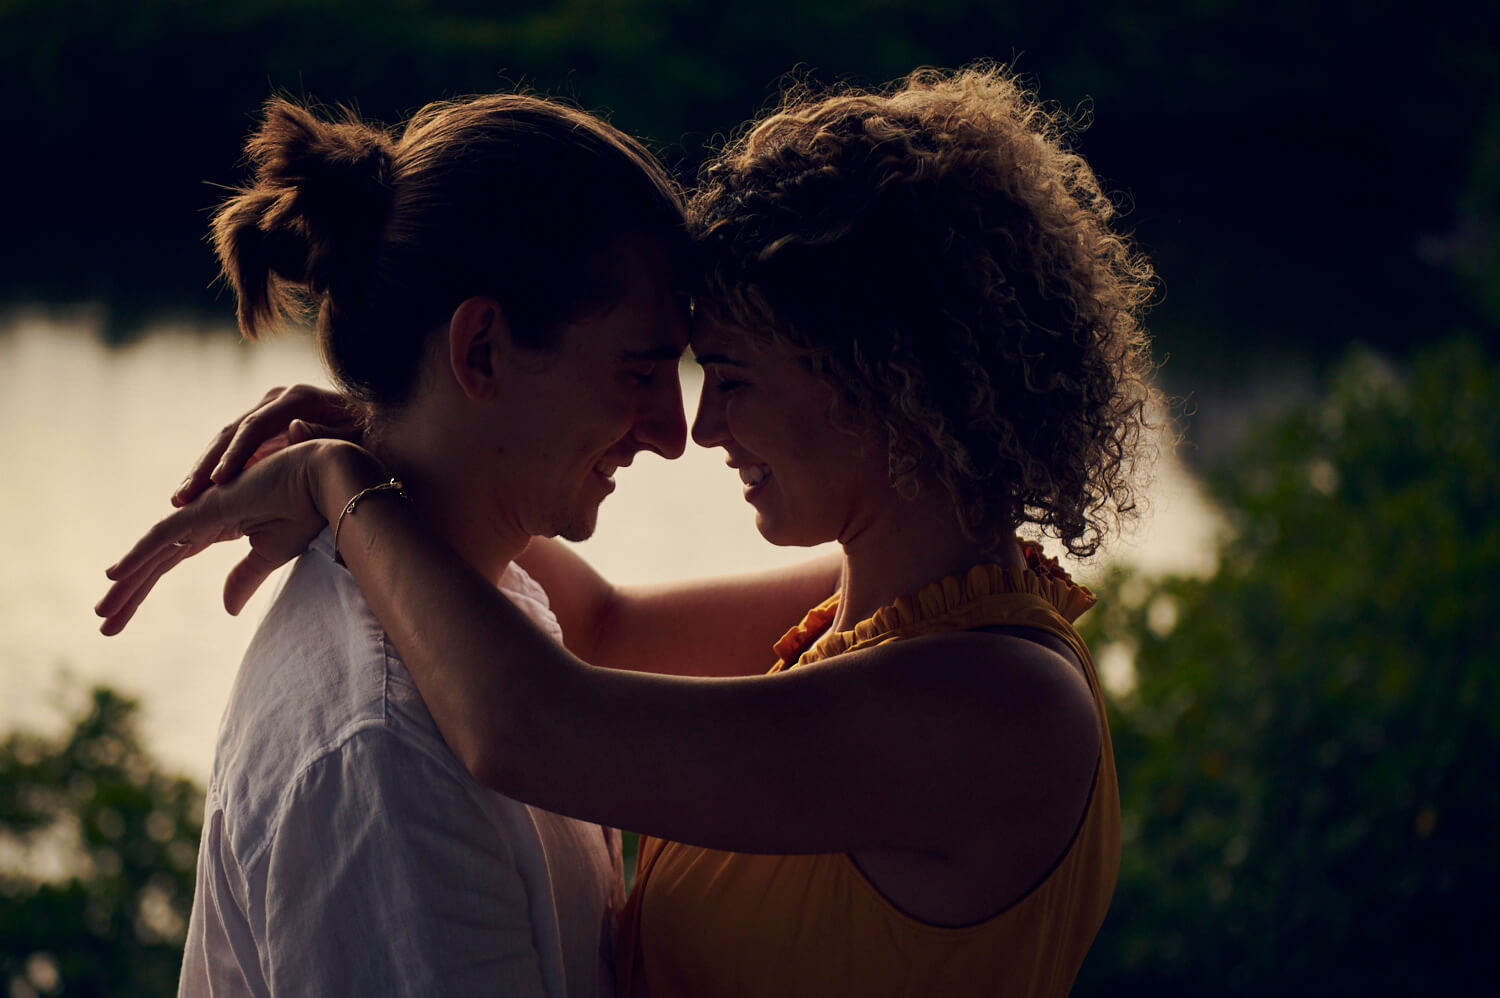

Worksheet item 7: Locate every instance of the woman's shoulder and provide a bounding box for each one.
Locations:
[822,626,1099,766]
[890,624,1091,701]
[831,628,1105,912]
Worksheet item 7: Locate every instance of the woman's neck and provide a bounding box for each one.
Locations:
[831,496,1023,634]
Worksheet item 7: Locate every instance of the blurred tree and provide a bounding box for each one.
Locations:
[0,686,202,998]
[1074,336,1499,995]
[1,0,1495,364]
[1446,98,1500,328]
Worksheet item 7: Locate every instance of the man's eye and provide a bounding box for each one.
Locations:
[627,367,654,386]
[714,378,748,394]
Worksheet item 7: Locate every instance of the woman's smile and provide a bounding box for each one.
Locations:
[735,462,771,495]
[691,320,894,548]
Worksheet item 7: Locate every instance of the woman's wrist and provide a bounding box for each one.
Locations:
[307,440,392,526]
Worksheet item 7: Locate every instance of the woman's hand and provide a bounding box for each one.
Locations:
[98,439,387,635]
[173,384,361,507]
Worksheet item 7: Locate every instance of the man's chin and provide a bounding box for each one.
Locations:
[554,514,599,544]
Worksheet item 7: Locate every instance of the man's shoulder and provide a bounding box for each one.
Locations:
[204,546,566,874]
[191,720,562,998]
[211,717,483,874]
[206,535,461,859]
[217,535,389,743]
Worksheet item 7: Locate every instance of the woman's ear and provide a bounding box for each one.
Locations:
[447,295,508,401]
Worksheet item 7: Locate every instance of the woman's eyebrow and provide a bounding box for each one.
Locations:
[620,344,688,362]
[691,352,747,367]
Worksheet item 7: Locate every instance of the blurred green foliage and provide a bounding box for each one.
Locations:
[1076,336,1499,994]
[1,688,202,998]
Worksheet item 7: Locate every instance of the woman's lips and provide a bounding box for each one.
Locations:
[737,464,769,487]
[737,463,770,499]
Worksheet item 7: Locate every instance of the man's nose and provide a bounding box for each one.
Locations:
[634,365,687,459]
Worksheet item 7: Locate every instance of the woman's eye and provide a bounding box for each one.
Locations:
[626,367,654,386]
[713,377,748,394]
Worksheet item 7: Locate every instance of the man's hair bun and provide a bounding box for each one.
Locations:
[211,91,684,410]
[213,99,396,338]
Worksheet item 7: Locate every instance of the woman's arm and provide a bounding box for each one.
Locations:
[102,442,1098,857]
[516,538,841,676]
[172,384,361,507]
[168,385,839,677]
[319,452,1098,857]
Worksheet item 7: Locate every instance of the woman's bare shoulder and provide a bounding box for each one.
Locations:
[835,628,1102,814]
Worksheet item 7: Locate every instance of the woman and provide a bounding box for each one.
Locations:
[102,66,1157,996]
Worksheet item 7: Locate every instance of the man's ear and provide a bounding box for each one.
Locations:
[447,295,508,401]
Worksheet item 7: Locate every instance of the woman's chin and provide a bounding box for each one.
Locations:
[753,514,824,549]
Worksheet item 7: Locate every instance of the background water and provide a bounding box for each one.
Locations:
[1,308,1218,781]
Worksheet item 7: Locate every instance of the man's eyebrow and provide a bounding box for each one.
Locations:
[620,344,688,362]
[691,352,747,367]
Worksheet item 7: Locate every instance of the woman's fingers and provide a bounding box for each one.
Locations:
[173,423,243,507]
[210,396,293,484]
[286,418,359,445]
[173,386,287,507]
[224,547,286,616]
[105,492,228,579]
[98,493,234,615]
[171,384,357,506]
[104,503,209,582]
[96,541,204,635]
[210,385,356,485]
[238,418,360,474]
[101,536,195,602]
[106,441,339,634]
[242,431,295,472]
[99,486,244,632]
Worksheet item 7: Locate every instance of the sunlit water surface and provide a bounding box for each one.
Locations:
[1,310,1220,780]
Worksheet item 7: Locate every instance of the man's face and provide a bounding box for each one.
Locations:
[485,246,689,542]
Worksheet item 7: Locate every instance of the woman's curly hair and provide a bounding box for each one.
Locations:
[691,65,1160,558]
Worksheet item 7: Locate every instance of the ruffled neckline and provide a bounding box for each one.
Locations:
[770,542,1096,670]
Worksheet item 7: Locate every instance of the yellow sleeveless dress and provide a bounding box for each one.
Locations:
[616,546,1120,998]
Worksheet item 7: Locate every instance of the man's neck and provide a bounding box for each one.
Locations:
[364,428,529,588]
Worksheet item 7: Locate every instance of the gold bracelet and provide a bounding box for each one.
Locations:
[333,478,408,553]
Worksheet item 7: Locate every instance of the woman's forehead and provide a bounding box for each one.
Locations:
[687,314,742,355]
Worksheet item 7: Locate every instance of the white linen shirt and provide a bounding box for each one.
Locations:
[178,529,620,998]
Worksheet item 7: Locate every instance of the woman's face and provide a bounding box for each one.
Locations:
[690,318,893,548]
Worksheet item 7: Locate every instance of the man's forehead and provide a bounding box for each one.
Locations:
[619,341,686,362]
[607,288,690,360]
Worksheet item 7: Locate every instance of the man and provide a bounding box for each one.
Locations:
[93,92,695,998]
[169,244,690,997]
[98,93,837,998]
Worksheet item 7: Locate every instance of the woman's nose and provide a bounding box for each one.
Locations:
[690,378,727,449]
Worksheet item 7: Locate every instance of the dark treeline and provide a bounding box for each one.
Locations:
[4,0,1498,378]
